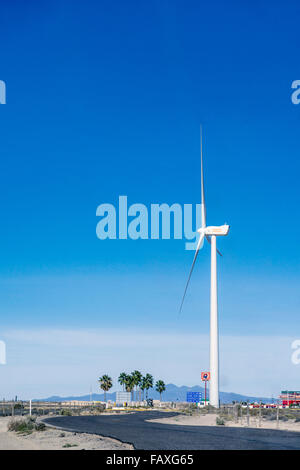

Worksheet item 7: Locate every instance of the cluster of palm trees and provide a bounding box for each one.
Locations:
[118,371,153,401]
[98,371,166,402]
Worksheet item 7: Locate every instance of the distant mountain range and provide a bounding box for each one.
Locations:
[36,383,272,404]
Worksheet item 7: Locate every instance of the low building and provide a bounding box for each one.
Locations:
[279,391,300,406]
[116,391,131,405]
[61,401,88,406]
[61,400,103,406]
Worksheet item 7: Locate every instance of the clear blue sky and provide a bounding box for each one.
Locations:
[0,1,300,398]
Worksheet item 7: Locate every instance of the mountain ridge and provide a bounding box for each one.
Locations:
[35,383,273,404]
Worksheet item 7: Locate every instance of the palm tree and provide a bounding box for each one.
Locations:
[140,376,147,401]
[124,374,135,401]
[98,374,113,402]
[144,373,154,399]
[118,372,127,391]
[131,370,142,402]
[155,380,166,401]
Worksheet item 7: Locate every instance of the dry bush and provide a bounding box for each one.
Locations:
[8,417,45,433]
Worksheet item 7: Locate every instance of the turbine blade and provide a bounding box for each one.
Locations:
[205,235,223,256]
[200,125,206,228]
[179,233,205,313]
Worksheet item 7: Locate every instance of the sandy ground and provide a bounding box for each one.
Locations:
[0,417,133,450]
[148,412,300,432]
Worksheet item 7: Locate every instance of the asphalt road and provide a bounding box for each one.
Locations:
[44,411,300,450]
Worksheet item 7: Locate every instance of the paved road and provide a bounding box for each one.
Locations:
[43,411,300,450]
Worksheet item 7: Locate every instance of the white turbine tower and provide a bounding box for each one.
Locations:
[179,127,230,408]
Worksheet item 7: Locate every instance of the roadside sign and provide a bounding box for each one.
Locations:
[201,372,210,381]
[186,392,202,403]
[201,372,210,406]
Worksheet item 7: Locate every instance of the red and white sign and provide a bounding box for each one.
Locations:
[201,372,210,381]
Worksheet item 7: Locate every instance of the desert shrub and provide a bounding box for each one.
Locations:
[204,404,216,412]
[8,417,35,433]
[285,412,297,420]
[216,417,225,425]
[60,409,72,416]
[218,411,234,422]
[13,403,23,410]
[95,406,105,413]
[8,417,46,433]
[62,443,78,448]
[35,422,46,431]
[188,403,198,411]
[279,415,289,422]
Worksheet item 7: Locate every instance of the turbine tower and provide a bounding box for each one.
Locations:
[179,127,229,408]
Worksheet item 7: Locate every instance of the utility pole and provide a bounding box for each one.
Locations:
[259,401,262,427]
[247,401,250,427]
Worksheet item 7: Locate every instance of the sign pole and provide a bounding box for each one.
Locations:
[201,371,210,407]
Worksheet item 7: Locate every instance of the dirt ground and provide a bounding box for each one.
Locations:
[0,417,133,450]
[147,412,300,432]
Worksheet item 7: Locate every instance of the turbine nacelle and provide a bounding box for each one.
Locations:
[198,224,230,236]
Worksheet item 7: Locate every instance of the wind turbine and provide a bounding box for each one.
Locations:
[179,127,229,408]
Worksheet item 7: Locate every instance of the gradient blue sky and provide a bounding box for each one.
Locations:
[0,1,300,399]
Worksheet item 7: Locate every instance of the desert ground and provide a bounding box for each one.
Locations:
[0,416,132,450]
[148,412,300,432]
